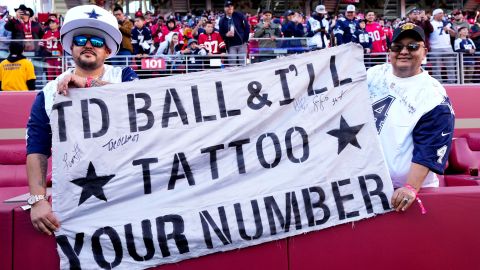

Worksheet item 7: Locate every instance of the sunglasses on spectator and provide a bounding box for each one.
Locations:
[390,42,424,52]
[72,35,106,48]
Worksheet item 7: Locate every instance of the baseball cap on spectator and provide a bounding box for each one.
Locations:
[47,18,59,24]
[346,5,355,12]
[432,9,443,16]
[187,39,198,46]
[405,6,419,15]
[145,10,153,15]
[284,10,295,17]
[135,10,143,17]
[60,5,122,58]
[263,10,272,15]
[224,1,233,7]
[315,5,327,14]
[452,9,462,16]
[392,22,425,43]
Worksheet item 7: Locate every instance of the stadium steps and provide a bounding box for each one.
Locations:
[53,0,88,15]
[383,0,399,19]
[172,0,188,12]
[463,0,479,11]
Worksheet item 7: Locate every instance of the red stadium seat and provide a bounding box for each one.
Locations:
[445,133,480,186]
[0,143,52,187]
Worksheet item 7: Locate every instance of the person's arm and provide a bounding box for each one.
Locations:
[254,23,265,38]
[392,100,454,212]
[243,15,250,42]
[27,79,36,90]
[333,20,344,45]
[26,91,60,235]
[119,20,133,37]
[218,18,227,40]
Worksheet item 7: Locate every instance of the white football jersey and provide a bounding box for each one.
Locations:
[367,64,454,188]
[430,19,453,49]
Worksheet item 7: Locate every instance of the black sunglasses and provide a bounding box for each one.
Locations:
[390,42,423,52]
[72,35,106,48]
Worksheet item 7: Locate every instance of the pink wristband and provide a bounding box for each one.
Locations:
[404,184,427,214]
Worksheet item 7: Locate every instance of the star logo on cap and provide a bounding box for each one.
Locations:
[85,8,101,19]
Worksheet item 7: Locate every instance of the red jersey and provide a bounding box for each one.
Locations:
[198,32,226,54]
[365,22,386,53]
[161,25,184,44]
[39,30,62,56]
[382,26,393,47]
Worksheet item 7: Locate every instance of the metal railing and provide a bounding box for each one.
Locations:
[1,38,479,90]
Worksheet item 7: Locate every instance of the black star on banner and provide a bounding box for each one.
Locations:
[327,116,364,154]
[85,9,101,19]
[71,162,115,206]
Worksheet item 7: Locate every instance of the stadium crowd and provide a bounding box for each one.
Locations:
[0,2,479,90]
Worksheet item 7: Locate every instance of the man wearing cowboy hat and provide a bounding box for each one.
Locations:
[367,23,454,213]
[5,4,44,41]
[25,5,139,235]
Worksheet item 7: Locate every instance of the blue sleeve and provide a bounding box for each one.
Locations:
[122,67,139,82]
[295,23,305,37]
[334,20,344,45]
[131,29,139,54]
[218,18,227,39]
[352,30,359,43]
[412,98,455,174]
[243,15,250,42]
[306,21,314,37]
[26,91,52,157]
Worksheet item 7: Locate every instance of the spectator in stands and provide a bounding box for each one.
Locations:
[179,38,207,71]
[151,16,165,49]
[451,9,470,38]
[367,23,454,212]
[454,27,476,83]
[5,5,44,55]
[26,5,138,236]
[405,7,433,50]
[156,32,182,72]
[39,18,62,81]
[282,10,305,53]
[352,19,372,53]
[113,5,134,65]
[192,16,208,38]
[132,15,153,58]
[306,5,330,50]
[254,10,281,57]
[219,0,250,66]
[365,11,386,53]
[0,42,36,91]
[144,10,154,28]
[0,9,12,59]
[162,18,184,45]
[430,9,456,84]
[199,20,226,55]
[471,16,480,49]
[333,4,358,45]
[379,18,393,49]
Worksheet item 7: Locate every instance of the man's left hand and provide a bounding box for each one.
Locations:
[391,187,416,212]
[57,74,86,95]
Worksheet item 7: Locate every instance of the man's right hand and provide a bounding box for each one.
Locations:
[30,200,60,235]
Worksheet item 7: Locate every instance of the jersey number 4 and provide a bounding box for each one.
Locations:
[372,95,395,133]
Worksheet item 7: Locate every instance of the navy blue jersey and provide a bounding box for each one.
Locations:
[131,26,153,54]
[352,29,372,50]
[26,66,139,157]
[333,17,358,45]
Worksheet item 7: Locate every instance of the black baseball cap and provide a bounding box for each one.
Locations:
[392,23,425,43]
[284,10,295,17]
[224,1,233,7]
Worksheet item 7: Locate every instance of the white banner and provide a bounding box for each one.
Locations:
[51,43,393,269]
